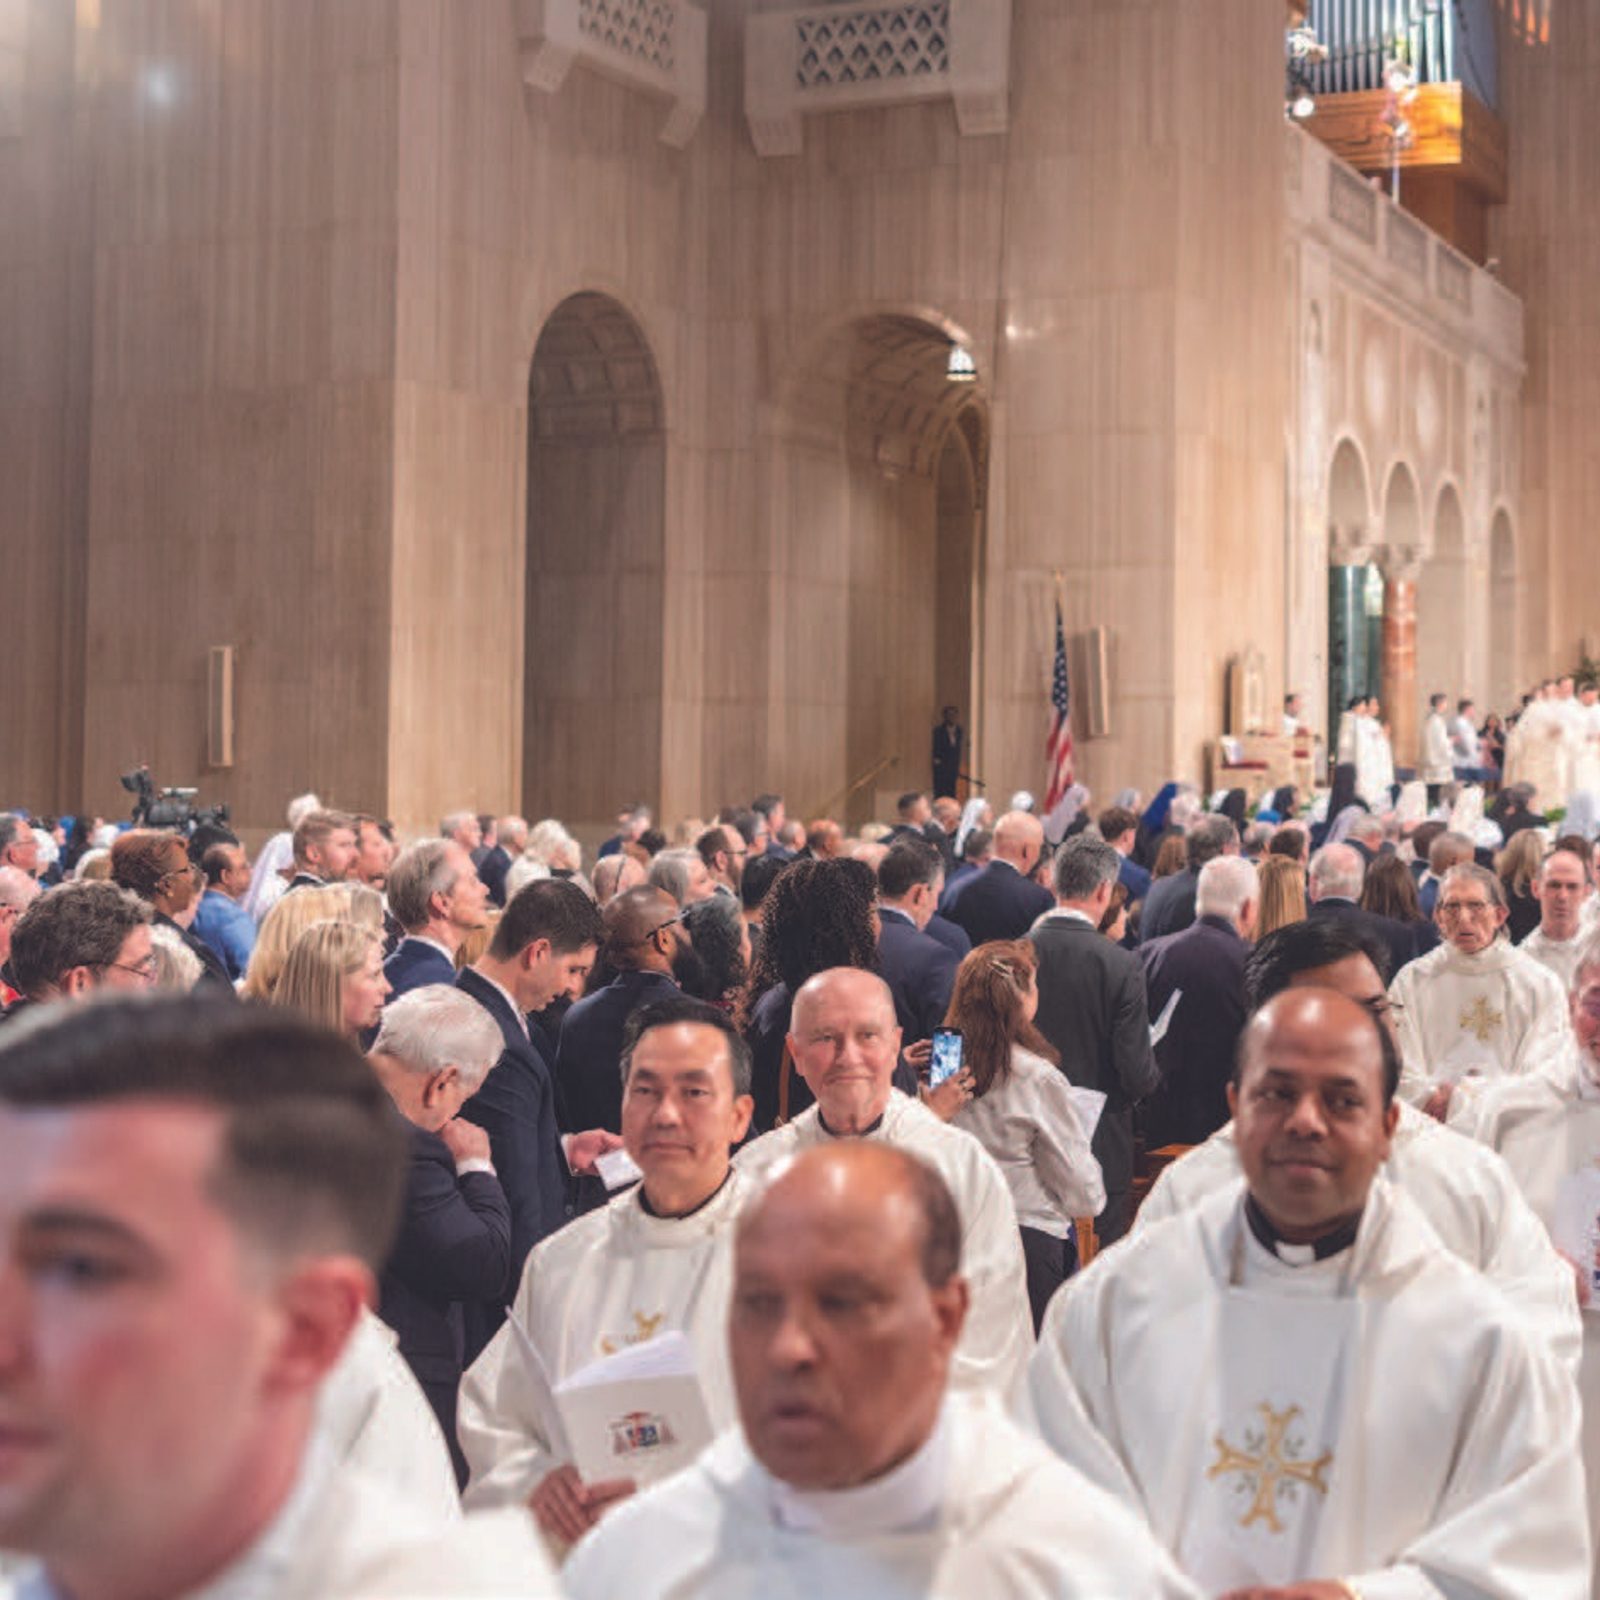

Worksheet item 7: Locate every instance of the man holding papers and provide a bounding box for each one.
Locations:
[565,1143,1199,1599]
[1029,987,1589,1598]
[458,996,754,1545]
[736,967,1033,1397]
[1462,932,1600,1591]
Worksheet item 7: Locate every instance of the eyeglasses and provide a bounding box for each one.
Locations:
[105,956,159,982]
[1438,900,1497,919]
[1362,997,1406,1021]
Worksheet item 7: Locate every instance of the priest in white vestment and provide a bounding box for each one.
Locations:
[1390,861,1571,1116]
[1134,904,1581,1373]
[565,1141,1197,1600]
[459,996,755,1543]
[1356,700,1396,804]
[1506,688,1567,809]
[1523,844,1597,993]
[1422,693,1455,801]
[1575,684,1600,795]
[1462,934,1600,1597]
[735,967,1033,1398]
[1027,988,1589,1599]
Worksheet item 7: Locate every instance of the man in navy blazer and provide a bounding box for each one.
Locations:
[383,838,490,1000]
[371,986,513,1484]
[456,880,622,1342]
[555,886,685,1134]
[1138,814,1239,944]
[1307,842,1417,980]
[875,838,960,1042]
[1097,804,1152,904]
[945,810,1055,947]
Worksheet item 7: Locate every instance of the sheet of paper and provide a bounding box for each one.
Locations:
[1553,1167,1600,1314]
[1069,1086,1107,1140]
[1150,987,1182,1046]
[503,1304,575,1460]
[595,1147,643,1191]
[553,1331,713,1487]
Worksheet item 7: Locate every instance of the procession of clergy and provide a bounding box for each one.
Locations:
[9,768,1600,1599]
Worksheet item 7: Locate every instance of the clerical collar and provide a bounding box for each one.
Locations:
[817,1108,886,1138]
[639,1168,733,1219]
[768,1403,949,1538]
[1244,1195,1360,1266]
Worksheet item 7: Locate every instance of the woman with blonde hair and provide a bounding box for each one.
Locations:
[1254,854,1307,939]
[272,919,389,1040]
[944,939,1104,1331]
[240,885,349,1000]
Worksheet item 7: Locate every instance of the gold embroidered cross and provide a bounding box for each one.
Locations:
[599,1310,667,1356]
[1459,995,1504,1043]
[1208,1403,1333,1533]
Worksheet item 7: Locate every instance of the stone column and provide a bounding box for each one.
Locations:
[1380,554,1422,771]
[1327,549,1373,738]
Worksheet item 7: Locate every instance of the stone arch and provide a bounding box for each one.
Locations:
[1380,460,1422,554]
[1417,480,1469,706]
[1327,436,1370,553]
[524,291,666,830]
[763,311,990,824]
[1488,508,1518,712]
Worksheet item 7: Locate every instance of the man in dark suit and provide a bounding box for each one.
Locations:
[1097,804,1152,904]
[371,987,513,1484]
[475,814,526,908]
[931,705,964,798]
[875,838,960,1043]
[1417,829,1474,919]
[109,829,236,997]
[1138,856,1258,1148]
[555,886,684,1134]
[946,810,1054,947]
[1029,834,1160,1245]
[1308,842,1418,979]
[456,880,622,1338]
[284,808,359,892]
[384,838,490,1000]
[1138,814,1238,944]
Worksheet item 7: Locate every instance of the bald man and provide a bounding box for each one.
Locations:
[566,1143,1198,1600]
[736,968,1032,1397]
[1029,988,1588,1598]
[944,810,1053,946]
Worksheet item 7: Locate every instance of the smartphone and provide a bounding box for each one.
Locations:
[928,1027,965,1088]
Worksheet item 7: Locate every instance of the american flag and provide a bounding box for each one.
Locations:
[1044,598,1074,812]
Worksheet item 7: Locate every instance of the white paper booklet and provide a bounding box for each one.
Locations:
[552,1330,714,1487]
[1069,1086,1107,1140]
[1150,988,1183,1046]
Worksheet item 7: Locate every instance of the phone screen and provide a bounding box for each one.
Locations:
[929,1028,964,1088]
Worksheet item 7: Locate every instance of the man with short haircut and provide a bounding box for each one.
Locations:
[940,825,993,913]
[1344,811,1388,863]
[875,837,960,1043]
[1137,919,1581,1374]
[475,815,528,909]
[4,882,156,1017]
[1030,835,1158,1244]
[348,812,393,893]
[0,812,40,878]
[0,865,43,1004]
[1098,804,1152,903]
[1391,861,1571,1117]
[0,997,555,1599]
[1268,823,1309,864]
[945,809,1053,946]
[1139,814,1238,943]
[1282,690,1307,737]
[1450,696,1488,780]
[385,839,490,999]
[803,818,843,859]
[737,968,1032,1396]
[1419,827,1474,917]
[370,986,512,1484]
[1307,841,1416,979]
[192,840,256,980]
[751,793,792,859]
[440,809,483,855]
[555,887,685,1135]
[570,1141,1196,1600]
[457,880,622,1284]
[462,997,756,1545]
[648,846,716,906]
[1139,856,1257,1147]
[287,808,359,891]
[1522,845,1595,991]
[593,850,647,905]
[696,823,747,896]
[110,828,235,995]
[1030,987,1588,1598]
[893,790,934,835]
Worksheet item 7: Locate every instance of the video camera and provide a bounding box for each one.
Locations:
[120,766,230,836]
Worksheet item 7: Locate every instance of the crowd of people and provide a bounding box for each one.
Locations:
[2,711,1600,1598]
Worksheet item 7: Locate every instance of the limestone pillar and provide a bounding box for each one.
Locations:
[1380,554,1422,770]
[1328,557,1373,735]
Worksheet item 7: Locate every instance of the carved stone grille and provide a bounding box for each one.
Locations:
[578,0,676,74]
[795,3,950,91]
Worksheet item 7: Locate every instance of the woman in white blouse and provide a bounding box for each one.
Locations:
[946,940,1105,1331]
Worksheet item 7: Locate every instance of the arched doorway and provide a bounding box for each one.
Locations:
[1488,509,1518,712]
[1417,483,1468,706]
[1326,438,1373,736]
[769,314,988,826]
[525,293,665,830]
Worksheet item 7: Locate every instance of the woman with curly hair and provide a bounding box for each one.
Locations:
[736,856,900,1131]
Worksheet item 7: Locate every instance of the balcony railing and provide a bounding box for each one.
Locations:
[1305,0,1496,109]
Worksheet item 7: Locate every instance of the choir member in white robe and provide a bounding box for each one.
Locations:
[1028,988,1589,1599]
[1336,697,1362,767]
[1391,861,1571,1116]
[1136,916,1580,1371]
[1576,685,1600,795]
[1422,694,1455,797]
[735,967,1032,1398]
[459,996,754,1544]
[565,1141,1197,1600]
[1523,844,1597,994]
[1462,935,1600,1597]
[1506,689,1567,809]
[1356,701,1395,804]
